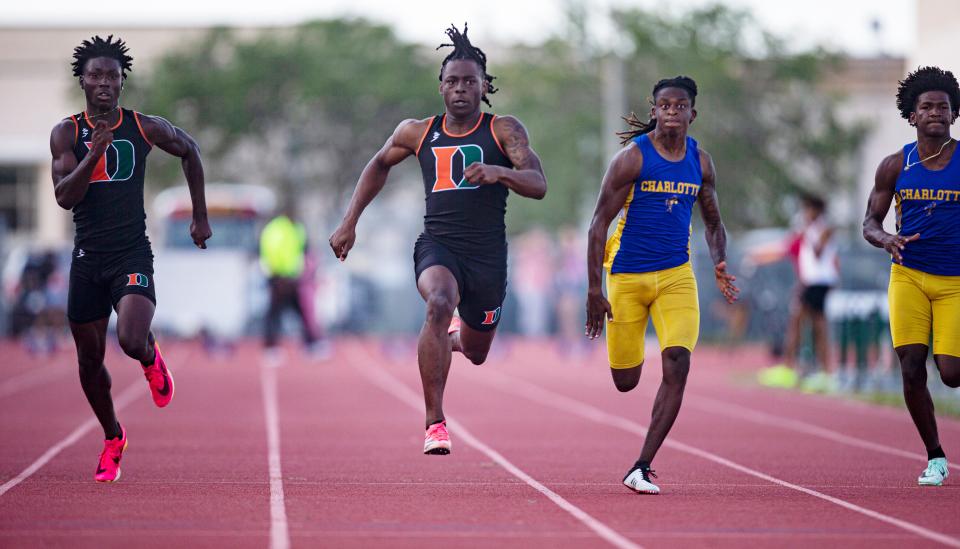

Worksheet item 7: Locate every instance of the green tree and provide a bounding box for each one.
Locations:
[612,5,868,227]
[132,19,438,208]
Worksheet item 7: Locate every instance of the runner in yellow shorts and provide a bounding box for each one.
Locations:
[585,76,738,495]
[863,66,960,486]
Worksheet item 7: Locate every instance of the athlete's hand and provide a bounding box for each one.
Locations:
[585,288,613,340]
[714,261,739,304]
[881,233,919,265]
[329,223,356,262]
[89,120,114,157]
[464,163,503,185]
[190,215,212,249]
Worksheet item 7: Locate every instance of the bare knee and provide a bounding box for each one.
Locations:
[898,347,928,390]
[662,347,691,387]
[942,373,960,389]
[463,349,488,365]
[934,356,960,388]
[424,293,456,327]
[612,366,642,392]
[117,330,148,361]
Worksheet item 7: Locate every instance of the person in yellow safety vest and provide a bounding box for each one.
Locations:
[260,212,322,354]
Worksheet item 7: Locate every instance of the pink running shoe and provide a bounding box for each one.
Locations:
[423,421,451,455]
[95,427,128,483]
[448,315,461,335]
[143,340,174,408]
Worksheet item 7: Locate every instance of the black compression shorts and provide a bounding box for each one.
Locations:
[413,232,507,332]
[67,244,156,324]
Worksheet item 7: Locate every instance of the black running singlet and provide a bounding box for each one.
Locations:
[69,108,152,252]
[415,113,514,255]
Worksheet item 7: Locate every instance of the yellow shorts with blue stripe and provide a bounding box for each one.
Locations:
[889,264,960,356]
[605,262,699,369]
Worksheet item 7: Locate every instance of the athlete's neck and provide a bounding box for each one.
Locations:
[85,103,121,126]
[915,131,956,169]
[650,128,687,159]
[445,110,482,134]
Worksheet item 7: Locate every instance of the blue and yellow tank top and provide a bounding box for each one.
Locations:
[605,133,702,273]
[894,141,960,276]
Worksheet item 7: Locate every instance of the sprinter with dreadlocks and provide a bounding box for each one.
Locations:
[330,24,546,455]
[863,66,960,487]
[49,35,211,482]
[585,76,737,494]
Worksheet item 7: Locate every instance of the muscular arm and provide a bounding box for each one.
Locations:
[584,144,641,338]
[470,115,546,199]
[698,149,738,303]
[863,151,917,263]
[329,118,428,260]
[50,119,101,210]
[141,114,211,248]
[697,150,726,266]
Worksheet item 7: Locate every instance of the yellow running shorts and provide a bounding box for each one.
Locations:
[888,263,960,356]
[605,262,700,369]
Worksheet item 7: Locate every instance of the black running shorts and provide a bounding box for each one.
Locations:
[67,244,156,324]
[800,284,831,313]
[413,232,507,332]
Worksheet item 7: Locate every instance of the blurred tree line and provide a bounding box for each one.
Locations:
[131,5,865,232]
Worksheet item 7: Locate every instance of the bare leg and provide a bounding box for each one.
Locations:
[898,344,940,453]
[416,266,460,428]
[639,346,690,463]
[611,364,643,393]
[934,354,960,389]
[783,291,805,369]
[811,311,830,372]
[115,294,156,366]
[455,321,497,365]
[71,318,121,439]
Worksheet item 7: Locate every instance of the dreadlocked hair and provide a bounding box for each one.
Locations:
[896,66,960,120]
[437,23,497,107]
[71,35,133,79]
[617,76,698,145]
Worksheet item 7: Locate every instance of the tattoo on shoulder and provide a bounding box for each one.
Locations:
[499,117,536,169]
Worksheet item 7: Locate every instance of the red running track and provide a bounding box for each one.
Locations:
[0,337,958,548]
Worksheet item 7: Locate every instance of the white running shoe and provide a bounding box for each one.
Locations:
[623,465,660,495]
[918,457,949,486]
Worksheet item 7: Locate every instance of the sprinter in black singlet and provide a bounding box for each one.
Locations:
[49,36,211,482]
[329,24,547,455]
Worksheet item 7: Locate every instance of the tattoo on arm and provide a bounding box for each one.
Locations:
[500,116,543,173]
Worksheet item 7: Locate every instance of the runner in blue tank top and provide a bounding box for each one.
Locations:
[863,66,960,486]
[585,76,739,494]
[329,25,547,456]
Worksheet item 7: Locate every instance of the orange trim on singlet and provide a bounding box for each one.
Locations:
[489,115,507,156]
[70,115,78,142]
[415,116,436,156]
[83,108,123,131]
[442,112,484,138]
[133,111,154,147]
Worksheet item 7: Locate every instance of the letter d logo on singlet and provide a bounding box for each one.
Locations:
[84,140,136,183]
[431,145,484,192]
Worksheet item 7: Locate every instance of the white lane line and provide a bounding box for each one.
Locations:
[686,395,959,472]
[472,368,960,549]
[0,380,144,497]
[0,366,69,398]
[259,363,290,549]
[350,347,641,549]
